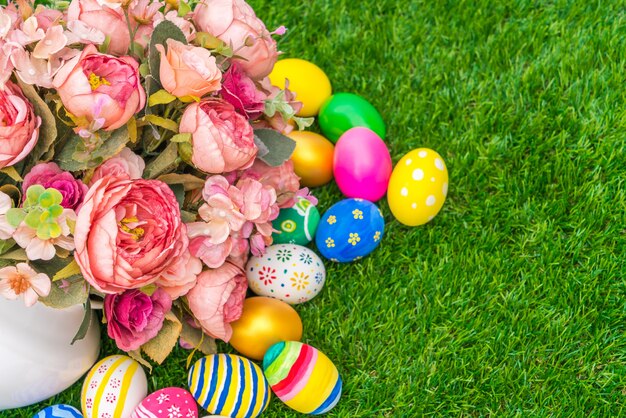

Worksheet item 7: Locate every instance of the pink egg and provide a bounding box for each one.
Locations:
[131,387,198,418]
[333,127,392,201]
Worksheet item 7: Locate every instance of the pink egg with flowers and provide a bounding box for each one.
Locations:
[332,127,392,202]
[131,387,198,418]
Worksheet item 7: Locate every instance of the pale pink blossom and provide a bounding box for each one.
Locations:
[186,262,247,342]
[129,0,163,24]
[0,263,50,307]
[33,6,63,31]
[90,147,145,185]
[237,177,278,224]
[0,192,15,240]
[67,0,130,56]
[0,8,12,39]
[0,41,16,86]
[188,235,232,269]
[155,38,221,98]
[9,16,45,47]
[32,25,66,59]
[239,159,300,208]
[12,210,76,261]
[65,20,106,45]
[156,249,202,299]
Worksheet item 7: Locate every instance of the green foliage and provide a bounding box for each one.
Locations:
[57,126,130,171]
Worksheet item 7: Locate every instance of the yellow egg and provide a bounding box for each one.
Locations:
[230,297,303,361]
[288,130,334,187]
[387,148,449,226]
[269,59,332,117]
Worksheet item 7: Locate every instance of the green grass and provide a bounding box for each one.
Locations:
[9,0,626,416]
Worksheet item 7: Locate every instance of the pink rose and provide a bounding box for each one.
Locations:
[155,249,202,299]
[193,0,278,79]
[74,176,188,294]
[67,0,130,55]
[240,160,300,208]
[22,162,88,210]
[220,63,266,119]
[179,98,257,173]
[0,81,41,168]
[90,147,145,185]
[186,262,247,342]
[53,44,145,131]
[104,288,172,351]
[156,39,221,98]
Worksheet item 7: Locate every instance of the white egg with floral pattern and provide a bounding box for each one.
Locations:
[246,244,326,305]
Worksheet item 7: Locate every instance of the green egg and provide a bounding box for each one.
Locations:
[318,92,386,143]
[272,197,321,245]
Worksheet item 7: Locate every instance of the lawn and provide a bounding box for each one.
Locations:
[11,0,626,416]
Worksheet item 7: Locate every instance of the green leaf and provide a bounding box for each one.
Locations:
[0,247,27,261]
[40,277,88,309]
[0,239,16,256]
[31,255,76,279]
[144,141,180,179]
[99,34,111,54]
[178,0,191,17]
[169,133,192,143]
[6,208,25,228]
[143,114,179,132]
[148,89,177,107]
[180,319,217,363]
[0,167,23,182]
[128,349,153,372]
[149,20,187,88]
[253,129,297,166]
[158,173,205,191]
[57,125,129,171]
[194,32,223,49]
[16,79,57,163]
[141,311,182,365]
[71,298,92,345]
[0,185,21,205]
[169,183,185,207]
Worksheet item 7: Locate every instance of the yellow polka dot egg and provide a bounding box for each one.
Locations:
[387,148,449,226]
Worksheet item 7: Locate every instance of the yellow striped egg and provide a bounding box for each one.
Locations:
[263,341,342,414]
[81,355,148,418]
[188,354,270,418]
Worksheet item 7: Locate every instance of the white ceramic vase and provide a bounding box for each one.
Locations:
[0,297,101,410]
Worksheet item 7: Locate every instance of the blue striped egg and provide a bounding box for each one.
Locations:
[188,354,270,418]
[315,198,385,262]
[34,405,83,418]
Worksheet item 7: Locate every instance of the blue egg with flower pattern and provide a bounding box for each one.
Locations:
[34,404,83,418]
[315,198,384,262]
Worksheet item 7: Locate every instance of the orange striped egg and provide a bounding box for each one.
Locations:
[81,355,148,418]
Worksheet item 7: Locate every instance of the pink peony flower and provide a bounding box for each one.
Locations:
[0,81,41,168]
[104,288,172,351]
[155,249,202,299]
[90,147,145,185]
[22,163,88,210]
[179,98,257,173]
[67,0,130,56]
[240,159,300,208]
[193,0,278,80]
[53,44,145,131]
[186,262,247,342]
[155,39,222,98]
[74,176,188,294]
[221,62,266,119]
[0,263,50,307]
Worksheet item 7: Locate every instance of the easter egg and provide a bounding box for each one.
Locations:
[246,244,326,304]
[188,354,270,418]
[268,58,331,117]
[81,355,148,418]
[263,341,342,414]
[387,148,449,226]
[333,127,392,202]
[230,297,303,360]
[315,198,384,262]
[287,130,334,187]
[272,197,320,245]
[318,93,386,143]
[34,405,83,418]
[131,388,197,418]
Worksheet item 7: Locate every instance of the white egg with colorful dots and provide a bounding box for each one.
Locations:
[387,148,449,226]
[246,244,326,304]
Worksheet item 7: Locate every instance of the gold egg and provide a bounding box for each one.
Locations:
[287,130,334,188]
[230,297,303,360]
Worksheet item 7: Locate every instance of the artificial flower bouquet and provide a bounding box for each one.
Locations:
[0,0,314,364]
